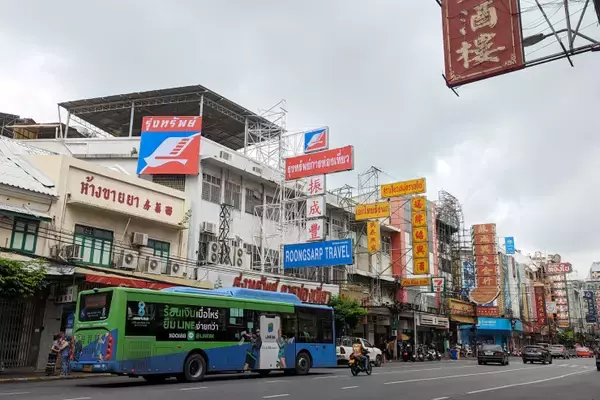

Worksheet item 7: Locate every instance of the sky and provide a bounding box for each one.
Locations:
[0,0,599,277]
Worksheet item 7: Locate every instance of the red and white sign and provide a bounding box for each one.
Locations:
[431,277,445,293]
[306,218,325,241]
[534,286,547,325]
[477,306,500,317]
[198,269,339,305]
[545,263,573,275]
[285,145,354,181]
[442,0,525,87]
[306,175,326,196]
[306,196,326,219]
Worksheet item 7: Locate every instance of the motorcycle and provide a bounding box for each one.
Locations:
[349,353,372,376]
[434,348,442,361]
[426,346,436,361]
[416,345,425,362]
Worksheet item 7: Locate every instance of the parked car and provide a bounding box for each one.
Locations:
[336,336,383,367]
[550,345,570,359]
[478,344,509,366]
[576,347,594,358]
[522,345,552,364]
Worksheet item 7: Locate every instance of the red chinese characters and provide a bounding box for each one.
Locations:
[469,223,500,305]
[442,0,525,87]
[477,306,499,317]
[534,286,547,325]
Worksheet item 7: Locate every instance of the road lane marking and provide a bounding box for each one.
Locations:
[62,398,92,400]
[341,386,358,390]
[430,397,449,400]
[313,375,343,380]
[0,394,30,397]
[266,380,288,383]
[262,395,290,399]
[380,365,477,375]
[466,369,594,394]
[179,387,207,391]
[384,365,548,385]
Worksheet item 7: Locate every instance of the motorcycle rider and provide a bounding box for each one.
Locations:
[352,340,370,370]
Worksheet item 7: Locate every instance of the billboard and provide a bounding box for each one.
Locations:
[584,291,597,323]
[411,196,429,275]
[469,223,500,305]
[303,127,329,153]
[441,0,525,87]
[401,277,431,287]
[545,263,573,275]
[477,306,500,317]
[285,145,354,180]
[355,201,390,221]
[504,237,515,254]
[137,116,202,175]
[381,178,426,198]
[367,221,381,253]
[534,285,547,325]
[431,277,445,293]
[282,239,353,269]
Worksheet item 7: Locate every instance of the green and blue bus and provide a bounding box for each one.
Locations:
[70,286,336,382]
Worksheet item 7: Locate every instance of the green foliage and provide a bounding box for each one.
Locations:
[0,257,47,298]
[557,329,576,348]
[329,295,367,336]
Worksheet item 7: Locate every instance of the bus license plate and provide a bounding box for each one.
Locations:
[485,351,493,355]
[83,365,92,372]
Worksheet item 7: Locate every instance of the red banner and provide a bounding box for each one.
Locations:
[442,0,525,87]
[534,286,547,325]
[85,274,173,290]
[477,306,500,317]
[285,146,354,180]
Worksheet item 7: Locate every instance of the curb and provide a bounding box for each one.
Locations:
[0,373,112,384]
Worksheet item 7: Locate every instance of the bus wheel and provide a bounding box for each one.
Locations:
[295,352,311,375]
[183,353,206,382]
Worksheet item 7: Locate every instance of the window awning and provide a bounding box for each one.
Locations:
[450,315,476,324]
[83,271,174,290]
[0,204,52,222]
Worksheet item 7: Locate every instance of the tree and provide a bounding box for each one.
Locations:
[328,295,367,336]
[557,329,576,348]
[0,257,47,298]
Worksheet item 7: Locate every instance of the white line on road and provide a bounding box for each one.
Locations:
[0,394,30,397]
[179,387,208,391]
[62,397,92,400]
[266,380,288,383]
[384,365,548,385]
[313,375,343,380]
[430,397,449,400]
[262,395,290,399]
[341,386,358,390]
[466,369,594,394]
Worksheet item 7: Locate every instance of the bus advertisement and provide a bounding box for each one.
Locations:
[70,286,336,382]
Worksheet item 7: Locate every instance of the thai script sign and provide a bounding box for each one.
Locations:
[381,178,426,198]
[355,201,390,221]
[284,145,354,180]
[401,277,431,287]
[545,263,573,275]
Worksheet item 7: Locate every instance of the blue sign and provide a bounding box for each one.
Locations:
[66,313,75,330]
[283,239,353,269]
[303,127,329,153]
[584,290,597,323]
[476,317,512,331]
[505,237,515,254]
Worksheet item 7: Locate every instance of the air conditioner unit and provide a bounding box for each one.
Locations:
[219,150,232,161]
[145,256,164,275]
[120,252,138,270]
[202,222,217,235]
[169,261,186,278]
[252,166,263,175]
[206,241,220,264]
[233,247,249,269]
[227,245,236,266]
[63,244,81,260]
[188,267,199,280]
[132,232,148,246]
[50,245,59,258]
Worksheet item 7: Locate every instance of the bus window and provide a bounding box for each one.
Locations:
[79,292,113,322]
[296,308,334,344]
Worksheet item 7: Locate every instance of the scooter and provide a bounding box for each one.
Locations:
[416,345,425,362]
[402,344,413,362]
[349,353,372,376]
[426,346,436,361]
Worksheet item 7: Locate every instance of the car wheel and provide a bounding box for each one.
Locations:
[375,355,382,367]
[597,365,600,371]
[500,360,505,366]
[549,357,553,365]
[183,353,206,383]
[523,359,527,364]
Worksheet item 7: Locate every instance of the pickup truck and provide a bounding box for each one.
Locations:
[336,336,383,367]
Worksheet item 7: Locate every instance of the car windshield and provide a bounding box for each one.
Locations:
[482,345,503,351]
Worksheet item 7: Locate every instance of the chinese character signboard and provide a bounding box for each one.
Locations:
[381,178,426,199]
[303,127,329,153]
[367,221,381,253]
[414,258,430,275]
[285,145,354,180]
[306,196,326,219]
[477,306,500,317]
[137,116,202,175]
[355,201,390,221]
[469,223,500,305]
[534,285,547,325]
[504,236,515,254]
[410,195,429,276]
[401,277,431,287]
[306,219,325,241]
[306,175,326,196]
[550,273,569,327]
[283,239,353,269]
[441,0,525,87]
[545,263,573,275]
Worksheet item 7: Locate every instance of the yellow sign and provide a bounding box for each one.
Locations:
[367,220,381,253]
[401,277,431,287]
[411,211,427,227]
[411,196,427,212]
[355,201,390,221]
[381,178,426,198]
[412,226,428,243]
[413,242,429,258]
[413,257,430,275]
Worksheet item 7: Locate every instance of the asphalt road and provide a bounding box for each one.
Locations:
[1,357,598,400]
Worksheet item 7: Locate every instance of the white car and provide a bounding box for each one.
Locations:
[336,336,383,367]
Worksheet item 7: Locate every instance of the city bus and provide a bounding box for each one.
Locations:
[69,286,336,382]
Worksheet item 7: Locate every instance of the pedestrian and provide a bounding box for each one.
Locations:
[387,339,394,361]
[57,332,71,376]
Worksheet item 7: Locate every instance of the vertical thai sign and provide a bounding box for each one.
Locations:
[469,223,500,305]
[534,285,547,326]
[441,0,525,87]
[367,221,381,253]
[411,196,429,275]
[584,291,597,323]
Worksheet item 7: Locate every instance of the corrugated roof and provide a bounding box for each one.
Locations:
[0,203,52,221]
[0,137,57,196]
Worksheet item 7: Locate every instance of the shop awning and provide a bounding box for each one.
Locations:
[450,315,476,324]
[0,203,52,222]
[84,272,173,290]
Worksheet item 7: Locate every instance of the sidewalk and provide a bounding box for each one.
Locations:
[0,372,111,384]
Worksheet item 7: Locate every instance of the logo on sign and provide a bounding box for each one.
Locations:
[431,277,445,293]
[303,127,329,153]
[137,116,202,175]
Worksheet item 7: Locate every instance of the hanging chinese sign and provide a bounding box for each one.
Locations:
[477,306,500,317]
[469,223,500,305]
[306,219,325,241]
[306,196,326,219]
[441,0,525,87]
[534,285,547,326]
[367,220,381,253]
[410,196,429,275]
[306,175,326,196]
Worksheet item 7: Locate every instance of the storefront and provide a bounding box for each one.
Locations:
[447,298,476,346]
[416,313,449,350]
[459,317,513,347]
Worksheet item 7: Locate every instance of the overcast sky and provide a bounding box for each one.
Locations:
[1,0,599,276]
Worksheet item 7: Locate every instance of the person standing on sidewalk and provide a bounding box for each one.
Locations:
[57,333,71,376]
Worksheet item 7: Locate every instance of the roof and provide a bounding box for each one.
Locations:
[58,85,281,151]
[0,137,57,196]
[0,203,52,221]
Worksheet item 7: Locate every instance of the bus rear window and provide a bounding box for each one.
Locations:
[79,292,113,322]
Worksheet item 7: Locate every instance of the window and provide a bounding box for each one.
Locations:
[245,188,263,216]
[381,235,391,255]
[79,291,113,322]
[265,196,280,222]
[148,239,170,260]
[202,173,221,204]
[10,218,39,253]
[229,308,244,325]
[152,174,186,192]
[74,225,114,267]
[296,307,334,344]
[224,181,242,210]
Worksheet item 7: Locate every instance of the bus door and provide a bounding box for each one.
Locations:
[258,314,281,369]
